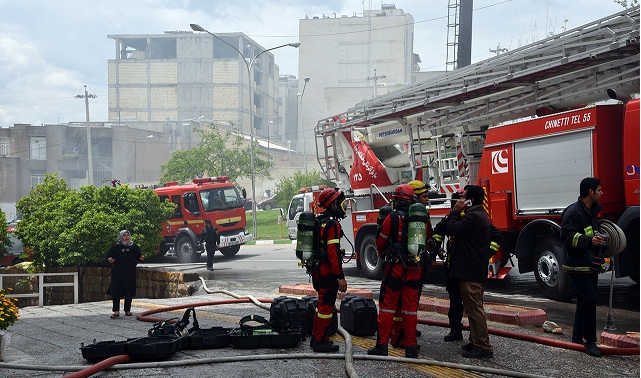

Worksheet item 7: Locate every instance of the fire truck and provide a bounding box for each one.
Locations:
[154,176,252,263]
[313,7,640,300]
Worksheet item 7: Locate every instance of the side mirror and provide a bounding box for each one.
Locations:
[242,188,247,198]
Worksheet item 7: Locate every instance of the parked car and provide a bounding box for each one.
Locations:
[257,196,278,210]
[2,227,26,266]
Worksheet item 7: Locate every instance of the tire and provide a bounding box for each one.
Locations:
[359,234,383,280]
[263,203,273,211]
[175,237,199,263]
[220,244,241,257]
[533,236,575,301]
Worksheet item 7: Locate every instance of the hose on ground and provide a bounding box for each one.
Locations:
[3,353,549,378]
[1,280,636,378]
[417,318,640,356]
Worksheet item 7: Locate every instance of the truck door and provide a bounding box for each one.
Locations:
[286,195,305,239]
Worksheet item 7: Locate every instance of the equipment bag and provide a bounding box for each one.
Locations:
[148,307,199,337]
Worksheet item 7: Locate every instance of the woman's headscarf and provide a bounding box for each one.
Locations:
[118,230,133,246]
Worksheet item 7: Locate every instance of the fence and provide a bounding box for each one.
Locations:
[0,272,78,307]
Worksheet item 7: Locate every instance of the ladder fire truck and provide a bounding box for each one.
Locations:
[154,176,252,263]
[314,7,640,300]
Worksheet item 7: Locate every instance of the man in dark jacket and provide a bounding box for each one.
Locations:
[560,177,606,357]
[446,185,493,358]
[431,189,502,343]
[200,219,220,271]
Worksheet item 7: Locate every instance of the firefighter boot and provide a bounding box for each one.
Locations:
[367,343,389,356]
[312,340,339,353]
[405,345,419,358]
[444,329,463,341]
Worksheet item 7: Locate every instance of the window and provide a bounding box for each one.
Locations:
[30,174,45,188]
[183,192,200,214]
[0,143,8,155]
[30,137,46,160]
[199,187,242,212]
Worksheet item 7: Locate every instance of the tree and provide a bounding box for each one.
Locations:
[15,173,175,302]
[0,208,10,257]
[15,173,175,268]
[159,124,273,184]
[273,170,333,209]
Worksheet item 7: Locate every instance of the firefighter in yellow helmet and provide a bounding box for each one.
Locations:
[387,180,435,351]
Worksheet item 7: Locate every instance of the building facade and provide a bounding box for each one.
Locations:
[298,4,419,151]
[107,31,281,141]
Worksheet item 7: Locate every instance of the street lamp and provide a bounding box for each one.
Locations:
[190,23,300,239]
[298,77,310,173]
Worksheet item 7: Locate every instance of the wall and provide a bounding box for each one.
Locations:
[1,265,199,308]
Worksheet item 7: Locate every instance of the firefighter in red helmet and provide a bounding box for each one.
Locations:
[368,184,426,358]
[389,180,434,348]
[309,187,348,353]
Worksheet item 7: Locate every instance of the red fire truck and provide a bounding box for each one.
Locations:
[154,176,252,263]
[314,8,639,300]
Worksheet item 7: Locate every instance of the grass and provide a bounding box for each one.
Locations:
[245,209,289,240]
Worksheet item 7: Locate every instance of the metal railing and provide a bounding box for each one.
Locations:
[0,272,79,307]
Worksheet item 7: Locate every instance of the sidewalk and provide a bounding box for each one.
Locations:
[1,287,639,378]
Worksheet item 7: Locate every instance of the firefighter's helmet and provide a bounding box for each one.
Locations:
[319,187,347,219]
[319,188,339,208]
[392,184,416,208]
[407,180,428,195]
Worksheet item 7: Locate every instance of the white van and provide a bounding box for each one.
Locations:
[285,185,327,239]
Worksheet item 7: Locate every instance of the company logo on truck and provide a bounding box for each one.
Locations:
[377,127,403,138]
[492,149,509,174]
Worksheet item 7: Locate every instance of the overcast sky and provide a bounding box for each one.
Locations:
[0,0,629,126]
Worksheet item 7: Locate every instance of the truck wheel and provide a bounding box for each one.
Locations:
[533,236,574,301]
[263,203,273,211]
[360,234,383,280]
[176,237,199,263]
[220,244,241,257]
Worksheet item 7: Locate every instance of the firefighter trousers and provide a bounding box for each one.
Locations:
[311,272,338,342]
[376,262,422,347]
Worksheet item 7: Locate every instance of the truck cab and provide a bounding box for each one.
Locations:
[285,185,327,239]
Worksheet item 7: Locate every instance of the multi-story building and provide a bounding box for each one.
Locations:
[107,31,281,141]
[297,4,420,153]
[0,122,170,216]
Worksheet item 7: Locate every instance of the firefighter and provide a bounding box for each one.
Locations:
[368,184,425,358]
[389,180,434,348]
[430,188,502,345]
[309,187,348,353]
[560,177,606,357]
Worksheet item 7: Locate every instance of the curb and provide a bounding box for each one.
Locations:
[279,284,373,299]
[600,331,640,348]
[246,240,293,245]
[279,283,547,326]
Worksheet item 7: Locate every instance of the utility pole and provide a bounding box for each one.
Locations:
[366,69,386,97]
[489,43,508,56]
[75,85,97,186]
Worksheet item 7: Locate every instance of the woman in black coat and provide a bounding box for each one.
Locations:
[106,230,144,318]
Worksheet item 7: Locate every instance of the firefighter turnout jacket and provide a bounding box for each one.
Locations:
[560,198,602,273]
[311,215,344,343]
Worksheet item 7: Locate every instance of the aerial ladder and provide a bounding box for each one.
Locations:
[316,6,640,192]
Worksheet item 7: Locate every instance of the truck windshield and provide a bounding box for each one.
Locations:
[288,197,305,220]
[200,187,242,212]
